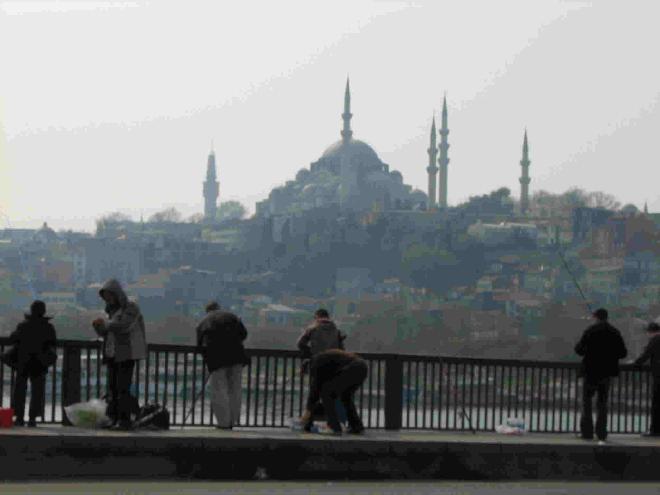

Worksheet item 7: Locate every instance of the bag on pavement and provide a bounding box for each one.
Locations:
[134,403,170,430]
[64,399,112,429]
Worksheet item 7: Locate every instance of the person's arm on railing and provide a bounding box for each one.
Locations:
[574,330,589,356]
[297,328,312,357]
[634,340,653,366]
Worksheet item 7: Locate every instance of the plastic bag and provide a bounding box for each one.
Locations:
[495,417,526,435]
[64,399,111,429]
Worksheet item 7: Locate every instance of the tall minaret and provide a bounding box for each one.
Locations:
[426,115,438,209]
[643,201,649,215]
[437,95,450,208]
[519,130,531,215]
[341,77,353,142]
[203,147,219,222]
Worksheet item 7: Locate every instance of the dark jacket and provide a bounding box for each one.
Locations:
[306,349,367,410]
[297,320,346,359]
[95,279,147,363]
[575,321,628,381]
[634,333,660,380]
[196,310,249,372]
[8,315,57,375]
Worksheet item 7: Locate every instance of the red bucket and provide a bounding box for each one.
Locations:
[0,408,14,428]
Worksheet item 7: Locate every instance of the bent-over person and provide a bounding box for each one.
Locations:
[300,349,367,436]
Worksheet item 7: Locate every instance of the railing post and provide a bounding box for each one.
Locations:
[384,354,403,430]
[61,344,81,425]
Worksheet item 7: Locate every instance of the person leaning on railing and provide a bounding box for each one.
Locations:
[632,321,660,437]
[196,301,250,430]
[92,279,146,431]
[7,300,57,427]
[574,308,628,443]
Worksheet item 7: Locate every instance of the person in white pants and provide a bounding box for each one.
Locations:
[196,301,249,429]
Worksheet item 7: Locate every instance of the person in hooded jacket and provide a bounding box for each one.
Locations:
[92,279,146,430]
[575,308,627,442]
[633,321,660,437]
[9,300,57,427]
[196,301,249,429]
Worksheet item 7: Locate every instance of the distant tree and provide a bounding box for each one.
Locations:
[149,207,182,223]
[217,201,247,221]
[586,191,621,210]
[187,213,205,224]
[97,211,131,224]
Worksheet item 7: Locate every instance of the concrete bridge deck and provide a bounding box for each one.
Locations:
[1,426,659,481]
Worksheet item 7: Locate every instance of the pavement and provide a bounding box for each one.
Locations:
[1,481,660,495]
[1,424,659,449]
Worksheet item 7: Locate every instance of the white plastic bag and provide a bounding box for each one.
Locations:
[495,417,526,435]
[64,399,111,429]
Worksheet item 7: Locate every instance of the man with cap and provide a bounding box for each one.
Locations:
[92,279,146,430]
[575,308,628,443]
[633,321,660,437]
[8,300,57,427]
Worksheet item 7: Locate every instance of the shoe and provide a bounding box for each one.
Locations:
[27,419,37,428]
[14,418,25,427]
[347,427,365,435]
[215,425,232,430]
[110,422,134,431]
[597,440,606,445]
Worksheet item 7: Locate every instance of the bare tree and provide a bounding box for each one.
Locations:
[149,207,182,223]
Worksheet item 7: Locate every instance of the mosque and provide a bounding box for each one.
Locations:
[202,79,532,222]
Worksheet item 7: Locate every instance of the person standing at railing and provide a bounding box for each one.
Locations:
[574,308,627,444]
[632,322,660,437]
[196,301,249,429]
[8,300,57,427]
[297,308,347,428]
[92,279,146,430]
[300,349,367,436]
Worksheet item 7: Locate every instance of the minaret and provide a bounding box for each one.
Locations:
[203,148,219,222]
[519,129,531,215]
[341,77,353,142]
[426,115,438,209]
[643,201,649,215]
[437,95,450,208]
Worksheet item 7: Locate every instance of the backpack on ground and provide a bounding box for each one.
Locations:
[134,403,170,430]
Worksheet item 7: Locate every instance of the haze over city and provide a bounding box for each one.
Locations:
[1,0,659,232]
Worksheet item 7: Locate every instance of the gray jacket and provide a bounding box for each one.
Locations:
[95,279,147,363]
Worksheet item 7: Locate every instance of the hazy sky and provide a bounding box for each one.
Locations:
[1,0,659,232]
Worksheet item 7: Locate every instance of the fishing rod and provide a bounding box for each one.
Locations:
[556,243,593,315]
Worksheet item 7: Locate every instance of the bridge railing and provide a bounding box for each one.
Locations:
[0,338,652,433]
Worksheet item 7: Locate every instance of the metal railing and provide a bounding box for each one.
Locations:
[0,338,653,433]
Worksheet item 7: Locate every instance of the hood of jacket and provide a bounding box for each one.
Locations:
[99,279,129,308]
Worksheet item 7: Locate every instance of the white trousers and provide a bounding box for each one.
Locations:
[209,365,243,427]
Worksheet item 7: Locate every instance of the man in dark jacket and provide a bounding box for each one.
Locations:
[633,321,660,437]
[300,349,368,435]
[9,300,57,427]
[196,301,249,429]
[297,308,346,360]
[93,279,146,430]
[575,308,627,442]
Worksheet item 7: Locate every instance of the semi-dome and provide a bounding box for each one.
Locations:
[321,139,380,162]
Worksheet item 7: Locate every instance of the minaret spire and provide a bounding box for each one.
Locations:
[519,129,531,215]
[644,201,649,215]
[203,147,219,222]
[437,94,450,208]
[341,76,353,142]
[426,115,438,209]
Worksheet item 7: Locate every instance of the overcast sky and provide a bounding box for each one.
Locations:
[1,0,659,232]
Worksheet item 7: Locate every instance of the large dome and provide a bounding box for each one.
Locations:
[321,139,380,162]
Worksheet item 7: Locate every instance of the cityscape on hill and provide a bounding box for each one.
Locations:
[1,80,658,361]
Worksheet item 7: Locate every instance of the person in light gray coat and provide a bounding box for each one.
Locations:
[93,279,146,430]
